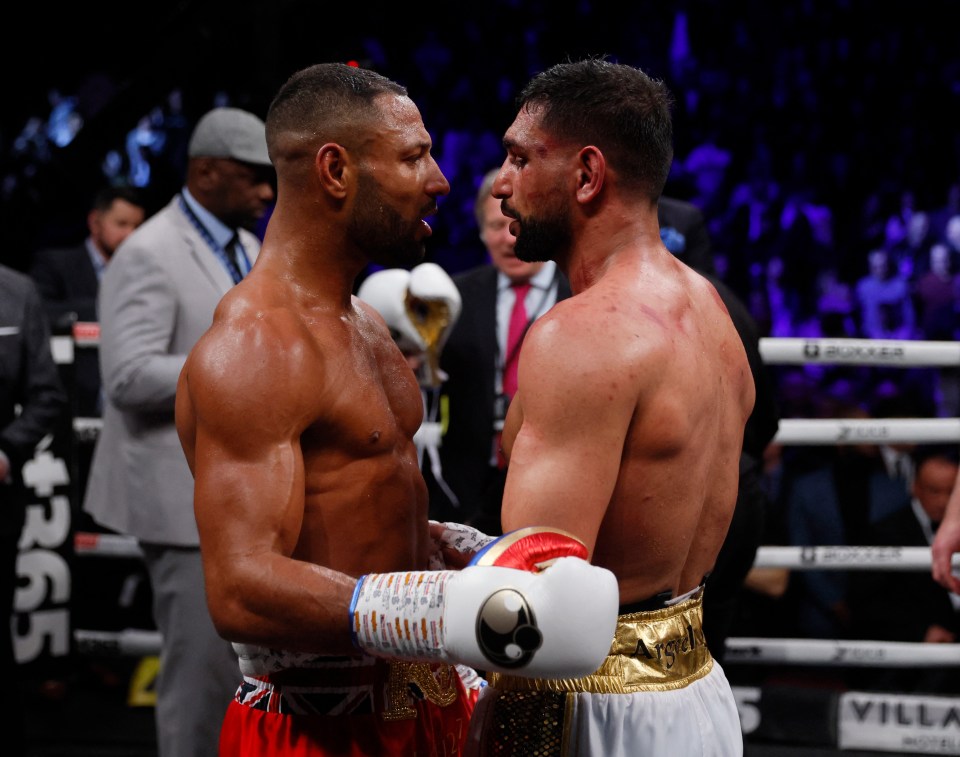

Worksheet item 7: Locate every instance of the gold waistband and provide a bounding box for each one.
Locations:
[489,587,712,693]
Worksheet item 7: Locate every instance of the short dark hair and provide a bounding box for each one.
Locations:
[91,185,144,213]
[517,57,674,199]
[265,62,407,158]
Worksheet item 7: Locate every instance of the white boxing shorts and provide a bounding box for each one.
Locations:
[465,586,743,756]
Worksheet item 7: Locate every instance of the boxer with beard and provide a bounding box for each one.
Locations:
[461,58,753,756]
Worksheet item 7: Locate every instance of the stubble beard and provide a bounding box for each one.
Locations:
[350,173,426,269]
[513,206,573,264]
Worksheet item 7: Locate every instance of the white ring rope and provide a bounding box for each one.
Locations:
[753,545,960,571]
[75,628,161,657]
[759,337,960,367]
[74,531,144,559]
[774,417,960,445]
[725,637,960,667]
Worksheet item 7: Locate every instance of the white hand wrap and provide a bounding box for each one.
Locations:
[429,520,496,558]
[351,529,619,679]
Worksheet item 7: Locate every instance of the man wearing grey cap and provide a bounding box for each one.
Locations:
[83,106,275,757]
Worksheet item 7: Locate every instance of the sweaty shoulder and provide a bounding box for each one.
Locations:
[525,279,677,385]
[183,284,332,445]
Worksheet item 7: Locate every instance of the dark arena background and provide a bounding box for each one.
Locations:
[4,1,960,755]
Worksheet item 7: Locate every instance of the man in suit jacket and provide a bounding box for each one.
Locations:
[0,265,66,755]
[850,445,960,693]
[29,186,146,419]
[786,406,913,640]
[83,107,275,757]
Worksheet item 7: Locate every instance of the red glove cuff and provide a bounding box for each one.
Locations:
[469,526,588,571]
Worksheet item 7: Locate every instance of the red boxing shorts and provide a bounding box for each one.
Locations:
[220,656,477,756]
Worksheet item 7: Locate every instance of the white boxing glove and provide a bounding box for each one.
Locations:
[350,527,618,678]
[356,262,462,387]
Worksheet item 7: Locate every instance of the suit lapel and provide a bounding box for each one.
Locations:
[170,202,236,295]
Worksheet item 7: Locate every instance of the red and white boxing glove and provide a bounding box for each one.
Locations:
[350,527,618,678]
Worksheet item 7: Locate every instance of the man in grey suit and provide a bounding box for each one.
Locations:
[83,107,275,757]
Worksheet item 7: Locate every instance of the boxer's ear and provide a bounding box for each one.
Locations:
[316,143,350,199]
[575,146,604,204]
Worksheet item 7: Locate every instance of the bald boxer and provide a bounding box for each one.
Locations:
[175,63,618,756]
[458,58,753,756]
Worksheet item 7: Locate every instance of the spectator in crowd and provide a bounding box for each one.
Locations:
[889,210,932,280]
[854,248,916,341]
[851,445,960,693]
[0,264,67,756]
[28,185,147,417]
[912,243,960,417]
[82,107,275,757]
[913,243,959,342]
[785,398,912,639]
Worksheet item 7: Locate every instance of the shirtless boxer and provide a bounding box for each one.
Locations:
[460,58,755,756]
[174,63,618,755]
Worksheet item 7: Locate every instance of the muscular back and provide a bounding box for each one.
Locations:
[501,251,754,604]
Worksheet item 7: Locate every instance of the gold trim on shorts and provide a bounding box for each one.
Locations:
[239,658,459,720]
[383,660,459,721]
[489,586,713,693]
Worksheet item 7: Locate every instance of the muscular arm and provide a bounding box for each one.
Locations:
[500,309,638,554]
[177,310,357,655]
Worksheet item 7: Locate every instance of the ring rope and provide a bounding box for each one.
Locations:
[74,531,144,559]
[753,545,960,571]
[75,628,161,657]
[759,337,960,366]
[725,637,960,667]
[774,417,960,445]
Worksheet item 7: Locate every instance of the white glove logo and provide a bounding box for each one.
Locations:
[476,589,542,668]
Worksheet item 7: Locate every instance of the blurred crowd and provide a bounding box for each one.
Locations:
[3,4,958,308]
